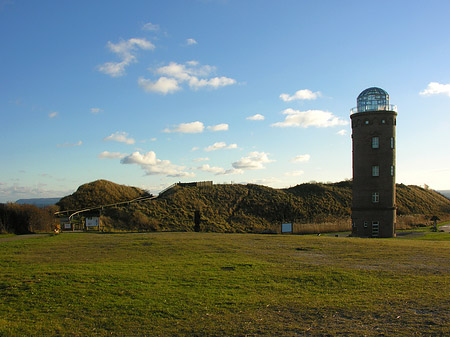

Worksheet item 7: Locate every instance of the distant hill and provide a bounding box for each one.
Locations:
[438,190,450,199]
[58,180,450,233]
[16,198,61,207]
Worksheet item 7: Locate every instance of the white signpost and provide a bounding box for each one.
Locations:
[85,217,99,228]
[281,223,292,233]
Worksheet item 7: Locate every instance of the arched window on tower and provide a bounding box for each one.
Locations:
[372,137,379,149]
[372,165,379,177]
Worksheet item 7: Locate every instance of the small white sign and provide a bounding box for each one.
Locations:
[86,217,99,227]
[282,223,292,233]
[64,223,71,229]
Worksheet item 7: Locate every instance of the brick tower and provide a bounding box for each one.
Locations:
[350,87,397,238]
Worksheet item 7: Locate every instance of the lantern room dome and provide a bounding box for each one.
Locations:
[351,87,396,114]
[358,87,389,101]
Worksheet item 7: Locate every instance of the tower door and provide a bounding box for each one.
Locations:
[372,221,379,237]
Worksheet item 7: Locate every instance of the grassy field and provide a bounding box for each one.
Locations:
[1,232,450,336]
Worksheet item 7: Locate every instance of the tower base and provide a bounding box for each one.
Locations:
[351,208,396,238]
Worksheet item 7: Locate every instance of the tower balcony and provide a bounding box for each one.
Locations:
[351,104,397,115]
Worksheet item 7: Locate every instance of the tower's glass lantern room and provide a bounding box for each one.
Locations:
[356,87,391,113]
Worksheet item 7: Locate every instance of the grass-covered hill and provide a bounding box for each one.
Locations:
[57,179,148,211]
[57,180,450,233]
[396,184,450,215]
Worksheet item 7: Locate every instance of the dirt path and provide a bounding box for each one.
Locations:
[0,234,50,243]
[440,224,450,233]
[396,231,426,239]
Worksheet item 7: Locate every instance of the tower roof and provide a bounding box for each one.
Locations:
[357,87,389,101]
[352,87,396,113]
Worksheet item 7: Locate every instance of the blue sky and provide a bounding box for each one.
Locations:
[1,0,450,202]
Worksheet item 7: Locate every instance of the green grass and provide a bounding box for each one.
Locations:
[1,233,450,336]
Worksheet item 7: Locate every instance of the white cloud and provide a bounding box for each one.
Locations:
[204,142,238,152]
[103,131,135,145]
[98,38,155,77]
[291,154,310,163]
[97,61,129,78]
[191,147,199,151]
[121,151,194,177]
[197,164,243,175]
[271,108,348,128]
[139,137,157,144]
[90,107,102,114]
[0,183,73,203]
[284,170,304,177]
[98,151,126,159]
[189,76,236,89]
[186,60,199,66]
[419,82,450,97]
[247,177,282,187]
[138,76,181,94]
[205,142,226,151]
[156,62,195,81]
[337,129,348,136]
[49,111,58,118]
[225,168,244,175]
[142,22,160,31]
[186,38,198,45]
[197,164,225,174]
[56,141,82,148]
[246,114,265,121]
[192,157,209,162]
[232,151,274,170]
[163,121,204,134]
[141,61,236,94]
[107,38,155,59]
[280,89,321,102]
[207,123,229,131]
